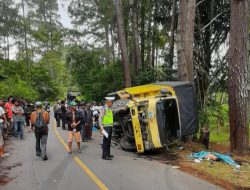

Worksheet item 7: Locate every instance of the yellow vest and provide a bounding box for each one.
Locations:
[102,108,114,127]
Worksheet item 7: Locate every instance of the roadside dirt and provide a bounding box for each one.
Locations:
[141,142,250,190]
[0,174,12,186]
[0,138,16,187]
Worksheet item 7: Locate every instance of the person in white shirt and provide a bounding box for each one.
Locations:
[0,99,7,157]
[92,110,99,129]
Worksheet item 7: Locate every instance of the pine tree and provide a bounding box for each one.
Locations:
[228,0,249,153]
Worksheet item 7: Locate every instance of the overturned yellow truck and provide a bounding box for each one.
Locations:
[109,81,198,153]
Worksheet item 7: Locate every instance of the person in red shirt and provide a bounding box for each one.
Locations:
[4,96,14,135]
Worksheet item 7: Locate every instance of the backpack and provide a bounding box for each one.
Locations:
[34,112,48,134]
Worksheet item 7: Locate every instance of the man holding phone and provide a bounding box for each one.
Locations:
[66,102,82,154]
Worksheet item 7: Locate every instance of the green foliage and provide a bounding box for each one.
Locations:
[29,65,60,100]
[199,93,229,133]
[0,76,38,101]
[133,67,156,85]
[0,58,63,101]
[198,93,230,144]
[199,104,229,128]
[209,131,229,144]
[133,66,170,85]
[0,0,20,36]
[66,45,123,101]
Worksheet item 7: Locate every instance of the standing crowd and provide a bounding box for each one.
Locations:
[0,96,36,158]
[1,96,115,161]
[53,100,103,142]
[53,98,116,160]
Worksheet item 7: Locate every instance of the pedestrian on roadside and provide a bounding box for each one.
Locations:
[31,102,50,161]
[0,99,8,158]
[60,100,67,130]
[24,102,35,132]
[12,99,24,140]
[53,100,61,127]
[92,109,99,129]
[44,99,49,109]
[4,96,14,135]
[99,97,115,160]
[85,103,93,141]
[79,103,87,142]
[66,102,82,154]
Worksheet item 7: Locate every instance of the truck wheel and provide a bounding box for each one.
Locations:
[112,99,130,112]
[120,137,136,151]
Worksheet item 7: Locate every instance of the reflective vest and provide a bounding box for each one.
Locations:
[102,108,114,127]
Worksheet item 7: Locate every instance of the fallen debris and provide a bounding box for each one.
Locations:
[194,159,201,163]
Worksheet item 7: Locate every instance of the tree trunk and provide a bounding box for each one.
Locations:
[146,0,152,67]
[105,23,110,64]
[49,8,54,51]
[42,1,49,52]
[3,36,7,59]
[7,35,10,60]
[151,28,156,68]
[140,1,145,67]
[131,0,142,72]
[185,0,196,81]
[110,26,116,62]
[151,1,158,68]
[177,0,196,81]
[114,0,131,87]
[229,0,249,153]
[155,46,158,68]
[21,0,29,67]
[177,0,188,81]
[248,1,250,122]
[168,0,177,69]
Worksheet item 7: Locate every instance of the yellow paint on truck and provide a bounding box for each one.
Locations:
[127,101,145,153]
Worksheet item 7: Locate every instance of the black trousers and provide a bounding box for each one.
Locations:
[61,114,66,129]
[24,113,30,126]
[55,113,60,126]
[35,132,48,158]
[102,127,112,157]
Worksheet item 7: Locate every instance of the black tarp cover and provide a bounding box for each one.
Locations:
[155,81,198,136]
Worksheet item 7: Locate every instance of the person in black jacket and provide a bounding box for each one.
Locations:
[60,100,68,130]
[79,103,87,142]
[24,103,35,128]
[53,100,61,127]
[85,104,93,140]
[66,102,83,154]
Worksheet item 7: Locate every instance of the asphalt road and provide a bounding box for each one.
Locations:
[0,115,221,190]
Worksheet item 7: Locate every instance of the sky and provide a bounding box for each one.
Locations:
[58,0,73,29]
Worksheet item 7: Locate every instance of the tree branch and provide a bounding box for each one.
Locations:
[200,9,229,32]
[195,0,206,7]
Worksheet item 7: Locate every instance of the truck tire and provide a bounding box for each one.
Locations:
[120,137,136,151]
[112,99,130,112]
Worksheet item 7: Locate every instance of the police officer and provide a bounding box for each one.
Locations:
[99,97,115,160]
